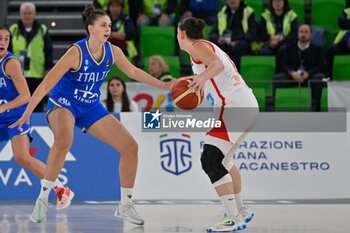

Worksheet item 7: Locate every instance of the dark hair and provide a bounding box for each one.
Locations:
[178,17,206,39]
[0,25,10,34]
[269,0,291,14]
[299,23,311,31]
[83,4,108,35]
[106,76,131,112]
[108,0,124,8]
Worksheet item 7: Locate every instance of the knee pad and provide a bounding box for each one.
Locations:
[200,144,229,184]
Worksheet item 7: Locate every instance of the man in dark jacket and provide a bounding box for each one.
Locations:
[273,24,325,111]
[210,0,258,71]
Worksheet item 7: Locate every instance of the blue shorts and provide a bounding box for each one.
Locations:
[0,116,32,142]
[47,94,110,133]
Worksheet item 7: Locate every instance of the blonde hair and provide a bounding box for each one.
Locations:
[149,55,169,73]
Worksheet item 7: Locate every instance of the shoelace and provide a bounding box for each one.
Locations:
[121,202,140,217]
[239,206,249,217]
[32,200,52,217]
[40,199,53,208]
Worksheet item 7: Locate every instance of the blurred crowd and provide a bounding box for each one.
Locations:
[6,0,350,112]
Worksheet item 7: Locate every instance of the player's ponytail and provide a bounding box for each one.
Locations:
[178,17,206,39]
[83,4,108,35]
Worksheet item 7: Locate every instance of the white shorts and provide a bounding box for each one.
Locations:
[205,86,259,170]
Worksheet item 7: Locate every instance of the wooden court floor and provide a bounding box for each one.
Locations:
[0,200,349,233]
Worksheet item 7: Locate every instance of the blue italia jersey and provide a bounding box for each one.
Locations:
[51,38,115,106]
[0,51,27,119]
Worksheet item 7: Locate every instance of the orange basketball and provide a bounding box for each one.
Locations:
[171,79,203,110]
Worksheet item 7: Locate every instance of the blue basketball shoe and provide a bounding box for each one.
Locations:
[206,215,246,232]
[239,206,254,223]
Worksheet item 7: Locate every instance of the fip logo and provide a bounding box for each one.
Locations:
[143,109,162,129]
[159,133,192,175]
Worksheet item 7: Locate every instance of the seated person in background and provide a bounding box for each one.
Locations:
[103,76,139,112]
[326,6,350,77]
[180,0,219,26]
[137,0,176,26]
[259,0,298,65]
[94,0,142,26]
[210,0,258,71]
[148,55,174,82]
[273,24,325,111]
[107,0,137,59]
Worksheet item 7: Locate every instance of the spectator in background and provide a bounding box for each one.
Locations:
[107,0,138,59]
[148,55,174,82]
[326,7,350,77]
[259,0,298,64]
[9,2,53,112]
[103,76,138,112]
[210,0,258,71]
[180,0,219,26]
[94,0,109,11]
[94,0,143,26]
[273,24,325,111]
[137,0,176,26]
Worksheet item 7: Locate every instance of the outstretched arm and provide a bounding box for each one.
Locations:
[9,46,80,128]
[0,58,30,114]
[112,45,174,90]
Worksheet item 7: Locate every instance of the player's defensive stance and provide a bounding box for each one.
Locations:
[10,5,174,224]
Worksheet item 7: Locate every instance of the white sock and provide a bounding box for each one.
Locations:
[120,188,133,205]
[53,178,64,190]
[220,194,238,217]
[38,179,54,199]
[235,192,244,211]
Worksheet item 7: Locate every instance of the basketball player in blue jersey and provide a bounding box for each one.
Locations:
[10,5,174,224]
[0,26,74,212]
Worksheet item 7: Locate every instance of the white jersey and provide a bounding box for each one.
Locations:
[191,40,258,145]
[191,40,250,107]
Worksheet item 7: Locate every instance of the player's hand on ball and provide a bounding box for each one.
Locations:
[165,78,178,90]
[186,76,204,97]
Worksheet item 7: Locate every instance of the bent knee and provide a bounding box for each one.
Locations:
[14,154,32,168]
[53,137,73,152]
[119,139,138,155]
[201,144,228,184]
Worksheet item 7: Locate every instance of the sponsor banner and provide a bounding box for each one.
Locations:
[2,111,349,200]
[0,113,121,200]
[100,82,212,112]
[122,112,350,200]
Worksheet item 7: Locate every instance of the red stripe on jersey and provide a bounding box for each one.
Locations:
[206,79,230,142]
[191,40,216,65]
[191,57,202,64]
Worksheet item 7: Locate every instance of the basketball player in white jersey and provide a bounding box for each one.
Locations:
[177,17,259,232]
